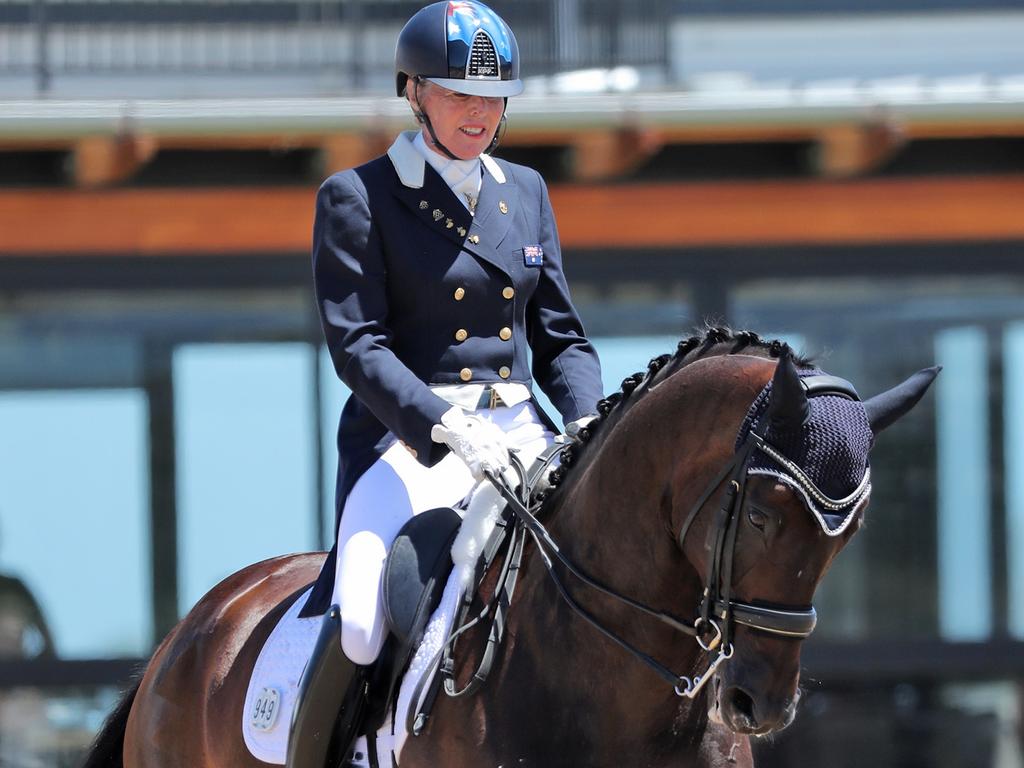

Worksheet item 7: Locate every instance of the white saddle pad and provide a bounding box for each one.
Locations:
[241,579,464,767]
[242,479,508,765]
[242,586,321,764]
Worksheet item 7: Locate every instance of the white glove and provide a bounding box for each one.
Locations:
[430,406,511,482]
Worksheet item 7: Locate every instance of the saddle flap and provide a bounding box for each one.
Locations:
[382,507,462,648]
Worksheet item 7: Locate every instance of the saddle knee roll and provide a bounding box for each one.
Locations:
[382,506,463,649]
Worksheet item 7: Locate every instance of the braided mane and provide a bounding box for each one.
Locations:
[540,326,811,505]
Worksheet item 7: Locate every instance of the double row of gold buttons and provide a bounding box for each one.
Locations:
[454,284,515,382]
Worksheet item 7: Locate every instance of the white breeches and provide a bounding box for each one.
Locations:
[333,401,554,665]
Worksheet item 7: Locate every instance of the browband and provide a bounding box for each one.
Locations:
[800,374,859,401]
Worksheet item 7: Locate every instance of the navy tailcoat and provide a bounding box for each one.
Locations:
[301,135,603,616]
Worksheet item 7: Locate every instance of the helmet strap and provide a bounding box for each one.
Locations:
[412,78,461,161]
[485,102,508,155]
[411,79,509,159]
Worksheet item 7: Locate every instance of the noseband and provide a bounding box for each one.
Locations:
[461,374,866,704]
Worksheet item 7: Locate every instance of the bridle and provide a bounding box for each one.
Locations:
[472,374,866,702]
[670,430,817,696]
[412,371,868,734]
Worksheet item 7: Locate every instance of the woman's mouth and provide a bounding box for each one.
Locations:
[460,126,485,137]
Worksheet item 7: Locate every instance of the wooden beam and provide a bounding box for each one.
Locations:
[1,176,1023,255]
[548,177,1024,248]
[0,188,312,255]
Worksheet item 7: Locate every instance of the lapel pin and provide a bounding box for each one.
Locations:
[457,227,467,237]
[446,218,454,229]
[433,209,444,221]
[499,200,508,214]
[419,200,429,210]
[469,234,480,244]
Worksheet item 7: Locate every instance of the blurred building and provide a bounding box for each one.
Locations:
[1,0,1023,765]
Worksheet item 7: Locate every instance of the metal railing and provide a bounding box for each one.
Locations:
[0,0,673,96]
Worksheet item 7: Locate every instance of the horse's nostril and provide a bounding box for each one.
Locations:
[727,687,757,726]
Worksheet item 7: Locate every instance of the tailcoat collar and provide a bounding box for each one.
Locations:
[387,131,507,189]
[388,132,517,277]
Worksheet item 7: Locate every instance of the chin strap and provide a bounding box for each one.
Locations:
[413,79,459,160]
[412,78,508,159]
[485,111,507,155]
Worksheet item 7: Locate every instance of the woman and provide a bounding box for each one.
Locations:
[293,1,603,764]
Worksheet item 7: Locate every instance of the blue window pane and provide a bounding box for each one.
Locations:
[595,336,685,396]
[1006,323,1024,639]
[535,335,682,424]
[174,344,318,616]
[934,327,991,641]
[0,390,150,657]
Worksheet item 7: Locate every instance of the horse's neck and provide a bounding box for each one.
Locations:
[552,449,702,617]
[525,395,710,728]
[516,357,770,730]
[548,383,711,616]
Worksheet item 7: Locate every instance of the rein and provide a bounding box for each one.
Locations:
[482,431,819,701]
[423,372,862,717]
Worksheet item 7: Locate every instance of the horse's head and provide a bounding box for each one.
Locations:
[673,349,938,737]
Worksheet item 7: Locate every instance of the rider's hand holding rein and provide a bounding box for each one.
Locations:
[431,406,511,482]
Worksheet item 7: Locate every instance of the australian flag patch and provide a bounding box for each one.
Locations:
[523,245,544,267]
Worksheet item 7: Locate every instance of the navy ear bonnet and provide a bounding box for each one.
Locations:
[736,368,874,535]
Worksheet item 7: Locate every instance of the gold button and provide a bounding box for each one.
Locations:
[469,234,480,244]
[499,200,508,214]
[454,287,465,301]
[499,327,512,341]
[455,328,468,342]
[498,366,511,379]
[502,287,515,300]
[460,368,472,382]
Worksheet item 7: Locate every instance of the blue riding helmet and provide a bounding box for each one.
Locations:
[395,1,523,98]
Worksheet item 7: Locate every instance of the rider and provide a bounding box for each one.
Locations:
[293,1,604,764]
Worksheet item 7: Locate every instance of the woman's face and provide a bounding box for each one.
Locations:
[409,81,504,160]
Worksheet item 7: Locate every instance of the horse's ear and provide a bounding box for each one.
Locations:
[864,366,941,435]
[768,347,809,434]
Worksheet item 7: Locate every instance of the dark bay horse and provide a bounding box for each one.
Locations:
[84,328,937,768]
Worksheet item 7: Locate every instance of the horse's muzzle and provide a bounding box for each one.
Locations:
[716,680,800,736]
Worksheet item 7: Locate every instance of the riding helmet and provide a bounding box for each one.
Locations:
[395,1,523,98]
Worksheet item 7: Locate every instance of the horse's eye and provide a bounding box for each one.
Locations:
[747,508,768,531]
